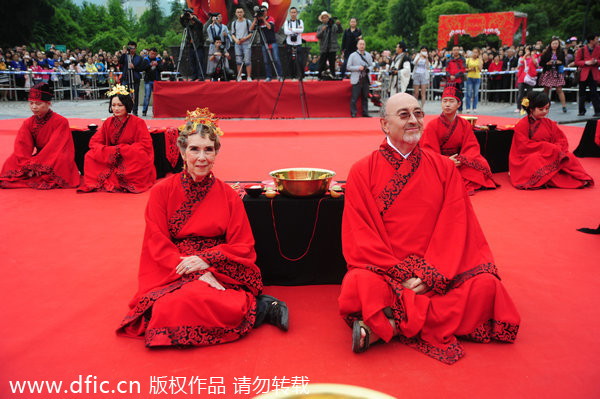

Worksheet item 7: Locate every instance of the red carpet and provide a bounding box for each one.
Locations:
[1,116,599,398]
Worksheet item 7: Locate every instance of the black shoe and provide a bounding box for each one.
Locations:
[142,111,147,117]
[594,112,600,117]
[362,114,370,118]
[562,107,567,113]
[578,112,586,116]
[258,295,289,331]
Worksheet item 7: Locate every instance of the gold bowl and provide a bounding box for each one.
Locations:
[269,168,336,198]
[460,115,478,127]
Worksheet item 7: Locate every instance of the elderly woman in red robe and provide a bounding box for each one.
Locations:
[0,82,79,189]
[78,85,156,193]
[421,86,498,195]
[117,108,288,347]
[509,92,594,189]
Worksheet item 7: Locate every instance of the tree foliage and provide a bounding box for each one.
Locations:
[5,0,600,54]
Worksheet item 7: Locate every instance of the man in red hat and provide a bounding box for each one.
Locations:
[0,82,79,189]
[420,86,497,195]
[338,92,519,364]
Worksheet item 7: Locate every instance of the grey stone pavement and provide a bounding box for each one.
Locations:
[0,95,596,127]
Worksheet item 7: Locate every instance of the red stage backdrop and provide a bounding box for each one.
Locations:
[438,12,527,50]
[152,81,358,119]
[186,0,291,28]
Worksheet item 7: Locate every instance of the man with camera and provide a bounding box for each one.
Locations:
[180,8,205,81]
[316,11,343,80]
[347,39,373,118]
[390,41,411,95]
[142,47,162,117]
[250,2,283,81]
[118,41,145,115]
[206,13,231,58]
[283,6,304,80]
[231,6,254,81]
[207,38,234,81]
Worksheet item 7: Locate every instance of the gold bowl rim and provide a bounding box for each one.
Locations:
[269,168,336,181]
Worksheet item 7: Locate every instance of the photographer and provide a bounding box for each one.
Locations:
[250,2,283,81]
[347,39,372,118]
[316,11,342,80]
[207,38,233,81]
[206,13,231,57]
[142,47,162,117]
[118,41,145,115]
[231,6,253,81]
[180,8,205,81]
[283,7,304,79]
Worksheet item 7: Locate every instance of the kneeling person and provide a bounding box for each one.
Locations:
[207,38,234,81]
[117,108,288,346]
[78,85,156,193]
[421,86,498,194]
[0,82,79,189]
[338,93,520,364]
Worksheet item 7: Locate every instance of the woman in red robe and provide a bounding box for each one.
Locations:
[0,82,79,189]
[78,85,156,193]
[421,86,497,195]
[117,108,288,347]
[509,92,594,189]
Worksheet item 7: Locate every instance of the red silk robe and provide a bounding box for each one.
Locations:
[117,172,263,346]
[421,114,498,194]
[78,115,156,193]
[338,141,520,364]
[0,110,79,189]
[509,116,594,189]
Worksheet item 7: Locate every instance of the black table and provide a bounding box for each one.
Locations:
[71,129,183,178]
[243,195,347,286]
[574,119,600,157]
[473,128,514,173]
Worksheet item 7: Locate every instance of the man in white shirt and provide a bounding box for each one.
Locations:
[347,39,373,117]
[283,7,304,79]
[231,6,253,81]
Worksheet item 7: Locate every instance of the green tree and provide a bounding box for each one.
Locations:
[80,2,110,43]
[513,3,549,43]
[138,0,165,38]
[384,0,424,47]
[419,1,473,49]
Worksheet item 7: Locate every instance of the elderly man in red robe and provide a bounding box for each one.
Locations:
[0,82,79,189]
[338,93,520,364]
[421,86,498,195]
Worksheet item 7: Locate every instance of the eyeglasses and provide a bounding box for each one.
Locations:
[392,110,425,120]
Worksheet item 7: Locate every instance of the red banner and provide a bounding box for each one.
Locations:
[438,12,527,50]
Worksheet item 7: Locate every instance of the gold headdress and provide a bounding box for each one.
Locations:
[179,107,224,137]
[106,84,134,97]
[521,98,530,108]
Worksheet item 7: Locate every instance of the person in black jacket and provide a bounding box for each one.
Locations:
[118,41,145,115]
[340,17,362,79]
[142,47,162,117]
[180,8,205,81]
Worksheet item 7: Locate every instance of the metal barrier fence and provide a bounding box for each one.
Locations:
[0,67,588,106]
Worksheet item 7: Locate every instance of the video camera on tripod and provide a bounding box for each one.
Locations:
[180,8,198,27]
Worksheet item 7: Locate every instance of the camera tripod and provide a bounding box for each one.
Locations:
[270,44,309,119]
[176,25,205,81]
[236,21,280,81]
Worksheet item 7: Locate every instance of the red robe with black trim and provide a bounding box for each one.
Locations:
[0,110,79,189]
[78,114,155,193]
[509,116,594,189]
[338,141,520,364]
[117,172,263,347]
[421,113,498,194]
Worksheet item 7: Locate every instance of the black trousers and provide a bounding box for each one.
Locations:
[351,76,369,117]
[287,45,304,79]
[123,79,141,115]
[578,73,600,114]
[318,51,337,77]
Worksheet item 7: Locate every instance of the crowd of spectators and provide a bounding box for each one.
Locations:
[0,44,176,101]
[0,27,597,110]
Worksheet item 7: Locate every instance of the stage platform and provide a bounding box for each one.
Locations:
[1,116,599,398]
[153,80,359,119]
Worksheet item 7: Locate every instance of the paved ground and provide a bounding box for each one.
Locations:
[0,96,596,127]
